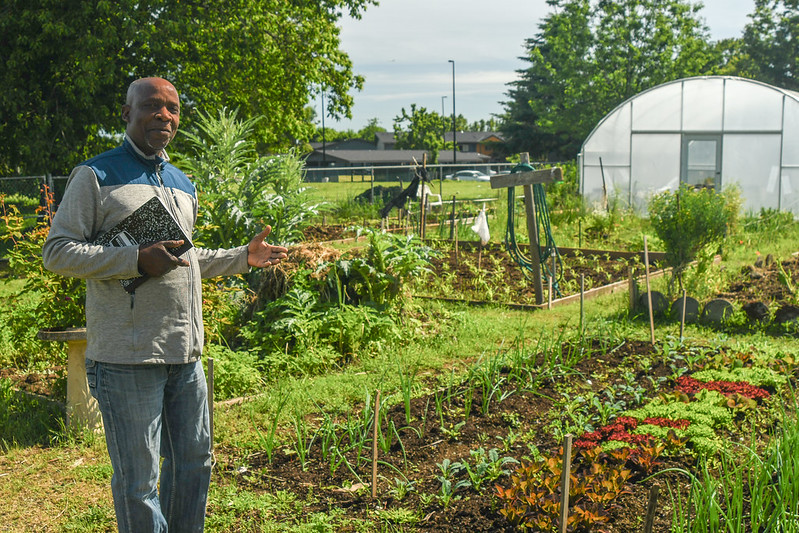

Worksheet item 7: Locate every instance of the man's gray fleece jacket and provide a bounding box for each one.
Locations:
[42,140,250,365]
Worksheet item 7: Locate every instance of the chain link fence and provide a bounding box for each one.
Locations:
[303,163,517,183]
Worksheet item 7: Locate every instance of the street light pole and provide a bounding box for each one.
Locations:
[448,59,456,166]
[440,95,447,187]
[321,91,326,166]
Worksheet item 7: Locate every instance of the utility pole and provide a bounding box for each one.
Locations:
[448,59,456,166]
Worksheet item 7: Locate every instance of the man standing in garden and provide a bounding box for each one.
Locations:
[42,77,287,532]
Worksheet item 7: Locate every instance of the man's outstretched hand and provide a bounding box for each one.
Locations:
[248,226,288,268]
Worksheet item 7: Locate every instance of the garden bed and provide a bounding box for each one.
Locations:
[718,254,799,306]
[415,242,666,307]
[211,336,783,531]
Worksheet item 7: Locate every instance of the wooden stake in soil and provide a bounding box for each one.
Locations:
[548,274,553,310]
[643,236,656,345]
[680,289,687,340]
[521,154,544,305]
[207,357,214,452]
[580,274,585,332]
[372,390,381,499]
[454,221,460,267]
[628,267,638,312]
[559,434,573,533]
[477,241,483,271]
[420,189,427,239]
[643,485,659,533]
[449,195,457,240]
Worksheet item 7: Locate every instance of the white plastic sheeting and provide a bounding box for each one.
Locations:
[579,76,799,215]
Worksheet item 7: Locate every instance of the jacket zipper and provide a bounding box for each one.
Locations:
[155,165,195,355]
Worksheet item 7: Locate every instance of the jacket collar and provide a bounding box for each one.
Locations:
[123,136,169,168]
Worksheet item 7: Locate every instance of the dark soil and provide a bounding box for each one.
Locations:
[419,242,657,305]
[719,255,799,305]
[0,366,65,400]
[214,339,691,532]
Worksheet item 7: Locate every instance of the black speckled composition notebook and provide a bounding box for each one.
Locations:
[94,196,193,293]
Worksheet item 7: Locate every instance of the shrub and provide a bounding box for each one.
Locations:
[203,344,264,401]
[648,183,740,293]
[0,193,84,368]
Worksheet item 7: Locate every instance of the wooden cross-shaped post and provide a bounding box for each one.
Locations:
[490,153,563,305]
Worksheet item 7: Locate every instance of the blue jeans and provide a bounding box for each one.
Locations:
[86,359,212,533]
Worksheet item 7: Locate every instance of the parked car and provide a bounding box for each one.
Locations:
[443,170,491,182]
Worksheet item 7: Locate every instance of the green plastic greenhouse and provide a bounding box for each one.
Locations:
[579,76,799,215]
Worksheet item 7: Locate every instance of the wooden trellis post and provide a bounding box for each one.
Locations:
[490,153,562,305]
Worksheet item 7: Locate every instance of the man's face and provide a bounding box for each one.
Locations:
[122,78,180,156]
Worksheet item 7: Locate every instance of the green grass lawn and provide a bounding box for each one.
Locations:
[303,179,502,204]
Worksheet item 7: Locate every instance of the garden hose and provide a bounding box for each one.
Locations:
[504,163,563,297]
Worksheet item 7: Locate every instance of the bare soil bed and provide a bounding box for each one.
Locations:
[719,255,799,305]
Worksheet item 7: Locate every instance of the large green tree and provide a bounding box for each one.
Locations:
[499,0,593,159]
[741,0,798,90]
[393,104,450,163]
[500,0,720,159]
[0,0,374,176]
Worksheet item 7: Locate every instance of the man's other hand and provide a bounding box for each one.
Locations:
[247,226,288,268]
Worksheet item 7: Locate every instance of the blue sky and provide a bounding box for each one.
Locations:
[329,0,755,132]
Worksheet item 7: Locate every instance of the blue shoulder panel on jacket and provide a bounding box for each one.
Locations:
[82,143,196,199]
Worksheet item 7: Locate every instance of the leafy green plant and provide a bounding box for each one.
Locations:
[178,108,319,248]
[435,458,468,508]
[625,389,734,454]
[461,447,518,494]
[203,344,264,400]
[648,183,741,293]
[440,421,466,442]
[0,192,84,367]
[321,229,436,308]
[387,477,416,502]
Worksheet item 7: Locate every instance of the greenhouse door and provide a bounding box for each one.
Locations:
[681,135,722,190]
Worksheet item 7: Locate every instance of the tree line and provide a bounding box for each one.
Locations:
[500,0,798,160]
[2,0,795,176]
[324,0,796,163]
[1,0,376,176]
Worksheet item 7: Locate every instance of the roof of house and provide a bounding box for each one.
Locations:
[374,131,395,140]
[373,131,505,145]
[309,139,375,150]
[444,131,505,143]
[306,149,488,166]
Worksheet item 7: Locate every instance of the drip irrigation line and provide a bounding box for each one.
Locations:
[504,163,563,297]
